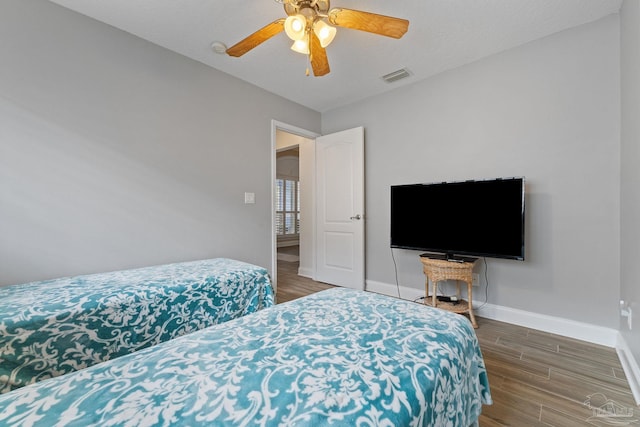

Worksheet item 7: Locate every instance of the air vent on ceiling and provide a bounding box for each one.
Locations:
[381,68,411,83]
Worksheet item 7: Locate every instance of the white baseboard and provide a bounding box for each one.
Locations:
[366,280,425,302]
[474,302,619,347]
[366,280,618,347]
[616,333,640,406]
[297,267,314,279]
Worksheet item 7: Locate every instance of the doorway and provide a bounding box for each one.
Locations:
[270,121,365,295]
[271,121,319,293]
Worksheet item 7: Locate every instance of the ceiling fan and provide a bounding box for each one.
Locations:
[226,0,410,77]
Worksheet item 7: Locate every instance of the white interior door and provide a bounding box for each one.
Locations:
[315,127,364,290]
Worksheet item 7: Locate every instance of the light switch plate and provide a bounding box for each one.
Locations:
[244,192,255,204]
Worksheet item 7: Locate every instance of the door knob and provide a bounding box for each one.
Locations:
[350,214,362,220]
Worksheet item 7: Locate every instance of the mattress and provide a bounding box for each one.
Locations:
[0,258,274,393]
[0,287,491,426]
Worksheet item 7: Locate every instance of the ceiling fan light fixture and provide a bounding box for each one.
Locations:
[226,2,410,77]
[313,20,336,48]
[284,14,307,41]
[291,38,310,54]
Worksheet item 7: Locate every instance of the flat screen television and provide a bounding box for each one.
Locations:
[390,177,525,260]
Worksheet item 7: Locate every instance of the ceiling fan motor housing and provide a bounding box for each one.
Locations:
[284,0,330,17]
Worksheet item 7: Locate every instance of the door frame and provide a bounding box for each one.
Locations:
[270,120,320,293]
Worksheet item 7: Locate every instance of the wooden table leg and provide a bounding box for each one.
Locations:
[432,279,438,307]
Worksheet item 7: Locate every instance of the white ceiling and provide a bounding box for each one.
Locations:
[49,0,622,112]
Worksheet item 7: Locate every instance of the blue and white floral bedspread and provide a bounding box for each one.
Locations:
[0,258,274,394]
[0,288,491,426]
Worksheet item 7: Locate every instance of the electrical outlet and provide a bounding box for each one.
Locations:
[472,273,480,287]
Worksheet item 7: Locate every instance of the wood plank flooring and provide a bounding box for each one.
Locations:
[276,260,639,426]
[275,259,335,304]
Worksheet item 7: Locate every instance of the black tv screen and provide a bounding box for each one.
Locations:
[390,177,525,260]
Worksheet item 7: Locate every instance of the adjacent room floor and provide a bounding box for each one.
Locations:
[276,260,639,427]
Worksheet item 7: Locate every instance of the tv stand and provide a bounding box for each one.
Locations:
[420,255,478,328]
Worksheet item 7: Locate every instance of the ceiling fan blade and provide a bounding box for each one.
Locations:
[226,19,285,57]
[328,8,409,39]
[309,31,330,77]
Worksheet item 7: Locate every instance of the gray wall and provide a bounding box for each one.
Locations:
[322,15,621,328]
[620,0,640,365]
[0,0,320,286]
[0,1,629,335]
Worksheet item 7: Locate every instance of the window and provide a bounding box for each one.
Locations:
[276,179,300,236]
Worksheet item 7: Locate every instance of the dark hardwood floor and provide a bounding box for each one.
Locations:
[275,259,335,304]
[276,260,639,426]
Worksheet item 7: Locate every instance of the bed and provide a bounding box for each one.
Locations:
[0,258,274,394]
[0,288,491,426]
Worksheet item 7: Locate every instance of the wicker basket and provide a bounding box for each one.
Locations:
[421,258,474,283]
